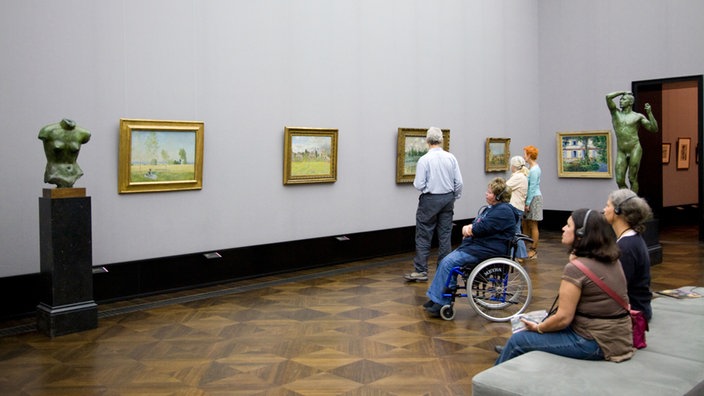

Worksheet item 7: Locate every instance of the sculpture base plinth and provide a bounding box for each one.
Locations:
[43,187,86,199]
[37,301,98,338]
[37,193,97,337]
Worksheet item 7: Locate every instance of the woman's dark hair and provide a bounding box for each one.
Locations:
[570,208,619,262]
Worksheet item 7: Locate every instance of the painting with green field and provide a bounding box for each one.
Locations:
[119,118,204,193]
[131,130,196,182]
[290,135,332,176]
[403,136,428,175]
[284,127,338,184]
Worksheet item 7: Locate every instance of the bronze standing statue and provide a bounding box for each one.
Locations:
[38,118,91,188]
[606,91,658,193]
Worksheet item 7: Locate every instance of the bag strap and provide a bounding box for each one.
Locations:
[571,259,629,311]
[546,293,559,318]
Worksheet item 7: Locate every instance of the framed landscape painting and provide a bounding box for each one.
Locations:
[119,118,204,193]
[556,131,612,178]
[396,127,450,183]
[485,137,511,172]
[283,126,338,185]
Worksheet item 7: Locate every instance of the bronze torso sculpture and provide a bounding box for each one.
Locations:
[38,118,91,188]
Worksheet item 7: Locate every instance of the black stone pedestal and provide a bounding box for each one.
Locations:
[37,189,97,337]
[642,217,662,265]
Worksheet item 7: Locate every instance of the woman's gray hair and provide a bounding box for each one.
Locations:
[510,155,529,175]
[510,156,525,168]
[426,127,444,145]
[608,188,653,233]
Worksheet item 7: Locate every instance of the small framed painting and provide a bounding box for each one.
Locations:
[677,137,691,170]
[662,143,671,164]
[283,126,338,184]
[485,137,511,172]
[556,131,612,178]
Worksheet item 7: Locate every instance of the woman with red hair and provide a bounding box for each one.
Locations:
[522,145,542,259]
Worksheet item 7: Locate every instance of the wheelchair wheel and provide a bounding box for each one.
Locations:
[466,257,532,322]
[440,304,455,321]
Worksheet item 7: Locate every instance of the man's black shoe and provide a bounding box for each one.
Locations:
[423,300,435,308]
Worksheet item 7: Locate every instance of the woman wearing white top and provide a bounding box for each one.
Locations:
[506,156,529,259]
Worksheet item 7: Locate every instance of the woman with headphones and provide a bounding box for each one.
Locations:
[495,208,634,364]
[604,189,654,321]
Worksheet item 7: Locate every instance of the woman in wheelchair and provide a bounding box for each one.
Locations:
[424,177,521,316]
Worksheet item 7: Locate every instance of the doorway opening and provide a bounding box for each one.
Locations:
[632,75,703,240]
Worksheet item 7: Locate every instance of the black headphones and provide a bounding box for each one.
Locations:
[614,195,636,215]
[576,209,593,238]
[496,187,509,201]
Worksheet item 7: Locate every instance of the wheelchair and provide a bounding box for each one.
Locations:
[438,233,533,322]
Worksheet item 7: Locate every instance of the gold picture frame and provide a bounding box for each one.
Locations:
[677,137,691,170]
[118,118,204,194]
[283,126,338,185]
[396,128,450,183]
[556,130,612,178]
[485,137,511,172]
[662,143,671,164]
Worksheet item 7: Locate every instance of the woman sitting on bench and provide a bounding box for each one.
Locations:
[495,208,634,364]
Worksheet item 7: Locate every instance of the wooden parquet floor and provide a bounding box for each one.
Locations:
[1,225,702,395]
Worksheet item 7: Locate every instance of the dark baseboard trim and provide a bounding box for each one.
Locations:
[659,205,700,227]
[90,224,427,305]
[0,209,663,321]
[0,273,40,321]
[540,209,570,231]
[2,223,466,321]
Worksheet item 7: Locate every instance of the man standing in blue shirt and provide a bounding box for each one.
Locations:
[405,127,463,281]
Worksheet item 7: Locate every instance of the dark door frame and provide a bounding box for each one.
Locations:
[632,75,703,240]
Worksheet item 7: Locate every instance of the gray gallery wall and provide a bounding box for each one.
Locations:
[1,0,702,278]
[536,0,703,211]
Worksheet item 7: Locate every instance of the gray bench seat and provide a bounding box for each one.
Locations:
[472,287,704,396]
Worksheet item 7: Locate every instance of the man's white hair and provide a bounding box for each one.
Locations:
[426,127,443,145]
